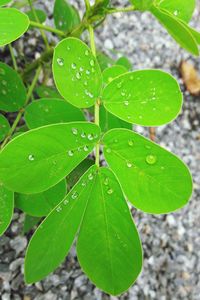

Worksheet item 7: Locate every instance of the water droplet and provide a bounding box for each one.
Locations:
[127,161,132,168]
[146,154,157,165]
[86,70,90,75]
[64,199,69,205]
[72,128,78,135]
[68,150,74,157]
[81,132,86,138]
[76,72,81,79]
[56,206,62,212]
[88,173,93,180]
[71,63,77,70]
[124,100,129,106]
[28,154,35,161]
[114,139,118,143]
[80,67,84,72]
[104,178,109,186]
[161,166,165,170]
[85,50,89,56]
[84,81,88,86]
[106,148,111,153]
[121,90,126,96]
[173,9,179,16]
[57,58,64,66]
[117,82,122,89]
[0,68,5,75]
[84,145,89,152]
[90,59,95,67]
[107,189,113,195]
[2,80,7,86]
[87,133,94,141]
[71,191,78,199]
[81,181,87,187]
[128,140,134,146]
[2,89,6,95]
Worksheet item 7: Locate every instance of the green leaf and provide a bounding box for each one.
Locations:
[116,56,132,70]
[24,98,85,129]
[151,6,199,56]
[23,215,41,234]
[102,70,182,126]
[25,165,98,283]
[15,179,66,217]
[97,51,114,71]
[26,9,46,23]
[67,158,94,189]
[53,0,80,33]
[103,129,193,214]
[154,0,195,23]
[77,167,143,295]
[0,0,11,6]
[0,8,30,46]
[100,106,132,132]
[53,37,102,108]
[0,62,27,112]
[0,114,10,142]
[102,65,127,85]
[178,20,200,45]
[0,183,14,236]
[130,0,153,10]
[35,86,62,99]
[0,122,101,194]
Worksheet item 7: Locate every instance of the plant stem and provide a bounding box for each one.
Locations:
[28,0,50,50]
[107,6,135,14]
[29,21,66,37]
[1,66,42,149]
[84,0,90,11]
[88,25,100,167]
[8,44,18,71]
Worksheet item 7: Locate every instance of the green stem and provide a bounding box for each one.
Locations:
[88,25,100,167]
[8,44,18,71]
[28,0,50,50]
[1,66,42,149]
[107,6,135,14]
[30,21,66,37]
[84,0,90,11]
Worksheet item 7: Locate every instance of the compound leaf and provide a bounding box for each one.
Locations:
[25,165,98,283]
[103,129,193,214]
[0,183,14,236]
[0,62,27,112]
[102,70,182,126]
[54,0,80,32]
[24,98,85,129]
[0,8,30,46]
[77,167,142,295]
[0,114,10,142]
[15,179,67,217]
[154,0,195,23]
[102,65,127,85]
[53,38,102,108]
[151,6,199,56]
[0,122,100,194]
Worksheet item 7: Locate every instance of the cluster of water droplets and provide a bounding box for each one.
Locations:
[103,176,114,195]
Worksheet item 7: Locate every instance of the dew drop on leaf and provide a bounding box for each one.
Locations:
[106,148,111,154]
[87,133,94,141]
[146,154,157,165]
[76,72,81,80]
[88,173,93,180]
[28,154,35,161]
[71,191,78,199]
[128,140,134,146]
[0,68,5,75]
[72,128,78,135]
[56,206,62,213]
[104,178,109,186]
[90,59,95,67]
[85,50,89,56]
[57,58,64,66]
[126,161,133,168]
[2,80,7,86]
[124,100,129,106]
[68,150,74,157]
[107,188,113,195]
[83,145,89,152]
[71,63,77,70]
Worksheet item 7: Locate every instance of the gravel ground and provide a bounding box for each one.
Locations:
[0,1,200,299]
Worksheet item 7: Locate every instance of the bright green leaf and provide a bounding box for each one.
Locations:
[0,62,27,112]
[102,65,127,85]
[0,0,11,6]
[0,183,14,236]
[151,6,199,56]
[53,37,102,108]
[102,70,182,126]
[77,167,143,295]
[100,106,132,132]
[0,122,101,194]
[103,129,193,214]
[116,56,132,70]
[53,0,80,32]
[155,0,196,23]
[26,9,47,23]
[24,98,85,129]
[23,215,41,234]
[0,8,30,46]
[35,86,62,99]
[130,0,153,10]
[15,179,66,217]
[0,114,10,142]
[25,165,98,283]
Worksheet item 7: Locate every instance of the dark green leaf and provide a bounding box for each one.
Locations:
[0,114,10,142]
[15,179,66,217]
[25,165,98,283]
[102,65,127,85]
[116,56,132,70]
[0,183,14,236]
[35,86,62,99]
[53,38,102,108]
[97,51,114,71]
[26,9,46,23]
[0,122,101,194]
[24,98,85,129]
[102,70,182,126]
[0,62,27,112]
[77,167,142,295]
[23,215,41,234]
[103,129,193,214]
[0,8,30,46]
